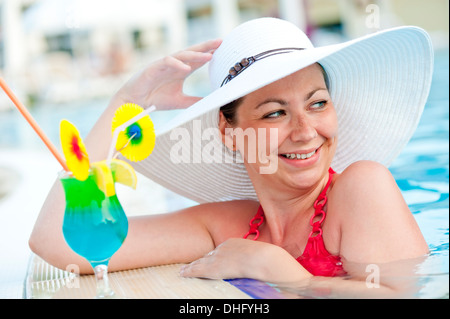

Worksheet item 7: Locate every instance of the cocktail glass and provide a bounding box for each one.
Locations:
[60,170,128,298]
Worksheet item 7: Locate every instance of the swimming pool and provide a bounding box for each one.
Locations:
[0,48,447,298]
[388,49,449,298]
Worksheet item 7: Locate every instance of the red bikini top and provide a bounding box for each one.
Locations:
[243,168,345,277]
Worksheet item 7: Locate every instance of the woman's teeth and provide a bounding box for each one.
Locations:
[282,150,316,160]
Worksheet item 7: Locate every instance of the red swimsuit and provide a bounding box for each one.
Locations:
[243,168,345,277]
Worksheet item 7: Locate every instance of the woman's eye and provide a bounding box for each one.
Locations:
[310,100,327,110]
[264,110,285,118]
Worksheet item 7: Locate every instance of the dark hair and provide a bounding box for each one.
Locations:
[220,63,329,126]
[220,97,244,126]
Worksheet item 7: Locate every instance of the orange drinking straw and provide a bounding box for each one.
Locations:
[0,76,69,171]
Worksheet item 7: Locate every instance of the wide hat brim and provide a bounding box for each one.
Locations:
[130,24,433,204]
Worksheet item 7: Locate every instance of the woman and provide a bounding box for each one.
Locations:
[29,18,433,296]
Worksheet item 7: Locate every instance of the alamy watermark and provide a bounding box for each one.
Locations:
[365,264,380,288]
[65,264,80,289]
[366,3,381,30]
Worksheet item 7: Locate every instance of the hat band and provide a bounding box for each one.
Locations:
[220,47,305,87]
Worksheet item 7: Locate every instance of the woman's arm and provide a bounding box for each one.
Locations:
[29,198,218,274]
[85,38,223,163]
[179,238,313,282]
[28,40,222,273]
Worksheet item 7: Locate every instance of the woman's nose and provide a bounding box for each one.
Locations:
[290,114,317,142]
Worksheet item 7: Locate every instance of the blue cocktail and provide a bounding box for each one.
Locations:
[60,171,128,298]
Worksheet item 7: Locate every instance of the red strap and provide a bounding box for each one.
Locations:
[309,168,334,238]
[245,168,335,241]
[243,206,264,240]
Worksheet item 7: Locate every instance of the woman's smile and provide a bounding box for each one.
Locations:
[279,145,321,167]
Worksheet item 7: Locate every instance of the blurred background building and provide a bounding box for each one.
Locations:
[0,0,448,108]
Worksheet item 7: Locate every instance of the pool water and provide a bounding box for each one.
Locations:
[391,51,449,254]
[389,49,449,298]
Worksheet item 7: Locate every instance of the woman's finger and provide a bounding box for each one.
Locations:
[185,38,222,53]
[179,259,209,278]
[173,50,213,65]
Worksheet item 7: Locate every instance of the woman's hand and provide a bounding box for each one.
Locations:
[112,39,222,110]
[179,238,312,283]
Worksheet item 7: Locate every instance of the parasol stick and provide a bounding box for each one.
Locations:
[0,76,69,171]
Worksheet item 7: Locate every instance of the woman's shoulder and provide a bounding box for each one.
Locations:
[187,200,260,243]
[336,160,392,181]
[180,200,259,225]
[329,160,400,217]
[193,200,260,215]
[329,162,428,262]
[332,160,395,194]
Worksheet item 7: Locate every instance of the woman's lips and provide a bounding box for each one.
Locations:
[278,146,321,166]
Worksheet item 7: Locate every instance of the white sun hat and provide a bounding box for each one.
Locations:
[130,17,434,204]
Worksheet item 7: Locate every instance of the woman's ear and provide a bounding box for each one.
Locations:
[219,111,236,151]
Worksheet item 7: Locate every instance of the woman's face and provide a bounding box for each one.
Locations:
[222,63,338,189]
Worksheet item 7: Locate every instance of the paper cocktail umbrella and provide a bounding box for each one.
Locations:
[111,103,156,162]
[60,120,90,181]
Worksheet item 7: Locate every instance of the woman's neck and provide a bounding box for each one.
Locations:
[248,167,331,245]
